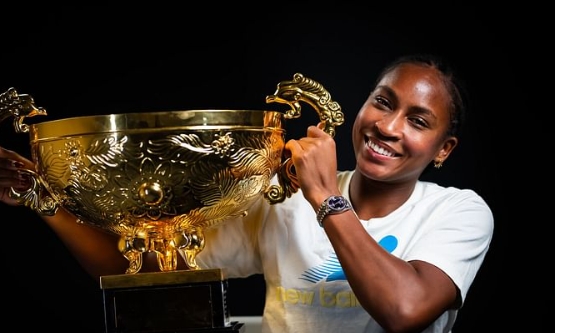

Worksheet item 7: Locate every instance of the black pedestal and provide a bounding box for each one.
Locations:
[100,269,242,333]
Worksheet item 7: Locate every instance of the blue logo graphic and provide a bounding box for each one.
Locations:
[299,235,398,283]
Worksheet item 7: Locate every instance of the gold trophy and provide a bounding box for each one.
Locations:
[0,74,344,333]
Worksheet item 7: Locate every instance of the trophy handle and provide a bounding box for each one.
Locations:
[0,87,47,133]
[0,87,55,214]
[264,73,345,204]
[10,169,58,215]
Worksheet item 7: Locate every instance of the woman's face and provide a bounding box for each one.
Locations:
[352,63,458,184]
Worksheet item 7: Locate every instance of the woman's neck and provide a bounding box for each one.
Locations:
[349,170,417,220]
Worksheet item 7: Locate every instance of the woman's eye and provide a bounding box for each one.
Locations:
[375,96,391,109]
[410,117,428,128]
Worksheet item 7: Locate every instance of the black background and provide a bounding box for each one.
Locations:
[0,3,546,332]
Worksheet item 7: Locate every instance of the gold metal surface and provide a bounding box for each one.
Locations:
[100,268,225,289]
[0,87,47,133]
[1,73,344,274]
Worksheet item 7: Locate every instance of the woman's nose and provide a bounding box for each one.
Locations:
[375,114,402,137]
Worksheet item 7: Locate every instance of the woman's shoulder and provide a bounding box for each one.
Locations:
[337,171,486,203]
[418,180,484,198]
[416,180,492,215]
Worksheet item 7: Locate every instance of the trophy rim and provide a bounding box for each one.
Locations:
[28,109,286,140]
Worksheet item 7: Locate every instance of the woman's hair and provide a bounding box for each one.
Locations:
[374,54,468,138]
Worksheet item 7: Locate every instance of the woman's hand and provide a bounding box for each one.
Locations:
[284,124,340,210]
[0,146,34,206]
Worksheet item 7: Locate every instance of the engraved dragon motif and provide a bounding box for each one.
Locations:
[266,73,344,137]
[265,73,344,203]
[0,87,47,133]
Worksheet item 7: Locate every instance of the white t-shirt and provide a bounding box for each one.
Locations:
[195,170,494,333]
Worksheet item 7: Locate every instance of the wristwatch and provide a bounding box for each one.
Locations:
[316,195,352,227]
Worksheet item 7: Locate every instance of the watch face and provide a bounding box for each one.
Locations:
[328,196,347,209]
[317,195,352,227]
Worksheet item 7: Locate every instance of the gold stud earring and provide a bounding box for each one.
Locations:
[434,159,443,169]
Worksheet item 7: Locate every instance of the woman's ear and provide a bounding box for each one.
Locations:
[434,136,458,166]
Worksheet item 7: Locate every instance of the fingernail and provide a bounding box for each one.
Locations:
[17,169,29,180]
[12,160,24,168]
[17,174,31,188]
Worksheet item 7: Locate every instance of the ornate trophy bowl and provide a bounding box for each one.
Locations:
[18,109,288,275]
[0,74,344,275]
[1,74,344,332]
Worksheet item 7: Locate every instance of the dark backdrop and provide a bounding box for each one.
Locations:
[0,3,544,332]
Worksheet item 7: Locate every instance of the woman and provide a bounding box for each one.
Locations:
[0,54,493,333]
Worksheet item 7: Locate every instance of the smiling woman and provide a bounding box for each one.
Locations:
[0,53,495,333]
[0,3,537,332]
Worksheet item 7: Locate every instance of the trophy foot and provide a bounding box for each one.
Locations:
[155,239,178,271]
[177,228,205,270]
[124,250,143,274]
[181,249,201,270]
[118,235,144,274]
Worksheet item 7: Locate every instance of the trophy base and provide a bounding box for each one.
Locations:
[100,269,239,333]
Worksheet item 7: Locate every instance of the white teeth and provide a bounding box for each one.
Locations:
[366,140,394,157]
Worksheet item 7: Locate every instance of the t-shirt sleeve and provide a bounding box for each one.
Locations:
[194,196,267,278]
[403,189,494,305]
